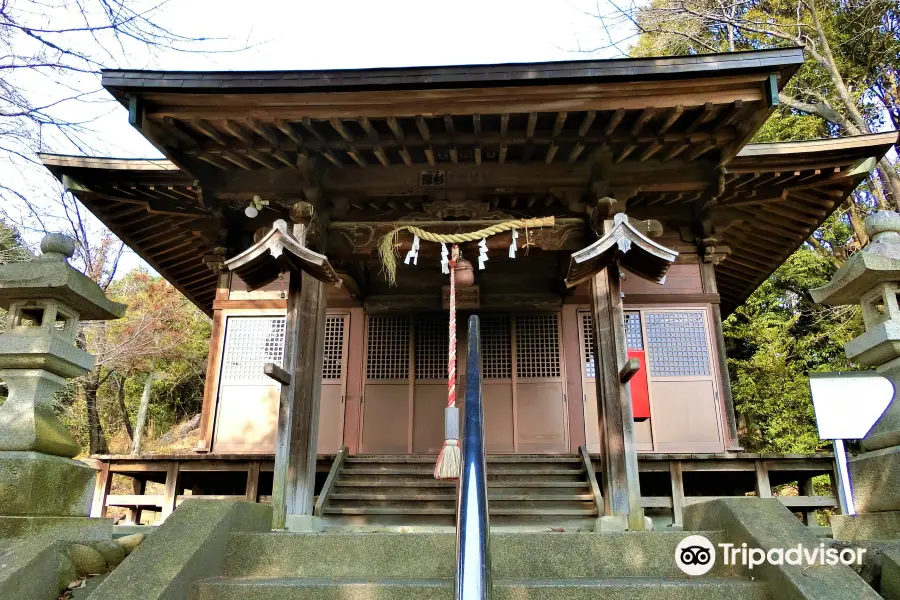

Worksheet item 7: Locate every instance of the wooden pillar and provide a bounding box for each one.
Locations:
[590,263,645,529]
[128,478,145,524]
[699,261,741,449]
[800,477,816,525]
[246,461,261,502]
[271,269,328,529]
[91,461,112,518]
[670,461,685,528]
[755,460,773,498]
[197,271,230,452]
[161,461,179,521]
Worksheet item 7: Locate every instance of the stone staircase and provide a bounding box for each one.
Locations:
[189,530,770,600]
[319,454,597,528]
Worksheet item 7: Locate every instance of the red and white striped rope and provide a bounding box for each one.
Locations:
[447,244,458,409]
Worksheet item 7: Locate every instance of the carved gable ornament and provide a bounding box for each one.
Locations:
[565,213,678,288]
[225,219,342,290]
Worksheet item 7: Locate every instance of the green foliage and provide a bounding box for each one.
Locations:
[752,109,828,143]
[724,247,863,452]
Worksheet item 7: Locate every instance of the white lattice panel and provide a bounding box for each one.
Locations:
[220,317,286,381]
[515,314,561,379]
[481,314,512,379]
[366,315,410,379]
[645,312,710,377]
[624,311,644,350]
[322,315,346,380]
[580,313,596,378]
[415,317,448,380]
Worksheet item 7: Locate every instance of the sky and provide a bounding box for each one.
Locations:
[2,0,633,274]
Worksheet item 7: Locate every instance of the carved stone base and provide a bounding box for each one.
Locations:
[0,451,95,517]
[833,511,900,542]
[850,446,900,513]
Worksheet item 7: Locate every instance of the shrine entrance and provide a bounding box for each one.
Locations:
[359,312,568,454]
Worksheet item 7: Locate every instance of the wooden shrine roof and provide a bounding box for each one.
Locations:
[100,49,803,179]
[41,131,897,315]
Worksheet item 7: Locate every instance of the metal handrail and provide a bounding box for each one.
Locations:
[455,315,491,600]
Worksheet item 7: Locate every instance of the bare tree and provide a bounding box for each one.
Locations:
[583,0,900,208]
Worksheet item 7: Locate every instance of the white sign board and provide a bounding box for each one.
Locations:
[809,372,894,440]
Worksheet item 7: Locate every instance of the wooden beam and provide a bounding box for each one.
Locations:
[605,108,625,135]
[275,119,303,144]
[618,357,641,383]
[188,119,226,145]
[630,108,654,135]
[685,102,715,134]
[264,362,292,386]
[222,119,252,143]
[578,110,596,136]
[246,120,279,145]
[302,118,327,143]
[552,112,567,136]
[330,118,354,142]
[658,106,684,134]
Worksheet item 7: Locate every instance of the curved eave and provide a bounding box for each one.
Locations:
[715,132,899,315]
[40,154,218,316]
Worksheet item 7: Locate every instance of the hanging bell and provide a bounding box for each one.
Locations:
[454,257,475,287]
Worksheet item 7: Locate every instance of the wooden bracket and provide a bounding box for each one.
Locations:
[264,363,292,386]
[619,358,641,383]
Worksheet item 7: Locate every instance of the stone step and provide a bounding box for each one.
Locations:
[346,455,582,464]
[322,505,597,516]
[192,577,769,600]
[340,467,585,477]
[223,531,729,579]
[329,492,595,502]
[333,479,588,488]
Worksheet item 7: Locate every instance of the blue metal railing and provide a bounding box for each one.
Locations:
[455,315,491,600]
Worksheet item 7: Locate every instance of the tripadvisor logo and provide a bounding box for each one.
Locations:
[675,535,716,576]
[675,534,866,576]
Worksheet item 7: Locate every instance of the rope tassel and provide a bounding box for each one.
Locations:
[434,244,462,480]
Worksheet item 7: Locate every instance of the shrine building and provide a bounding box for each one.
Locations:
[41,47,898,530]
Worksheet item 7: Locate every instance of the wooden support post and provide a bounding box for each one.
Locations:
[590,261,645,529]
[91,462,112,518]
[699,262,741,449]
[161,462,179,521]
[271,269,328,529]
[128,478,145,524]
[800,476,816,525]
[246,461,261,502]
[287,270,328,517]
[272,270,302,530]
[670,461,685,528]
[755,460,773,498]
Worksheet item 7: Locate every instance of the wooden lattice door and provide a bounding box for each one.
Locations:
[212,313,349,454]
[514,314,568,453]
[360,315,412,454]
[319,314,350,453]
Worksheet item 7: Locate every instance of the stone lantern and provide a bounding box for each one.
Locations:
[0,233,125,532]
[811,211,900,539]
